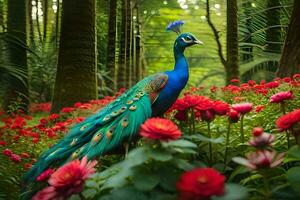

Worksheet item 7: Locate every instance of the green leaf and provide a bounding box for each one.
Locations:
[131,167,160,191]
[287,167,300,196]
[147,148,173,162]
[284,145,300,163]
[102,167,133,190]
[82,189,97,199]
[165,139,197,148]
[212,183,248,200]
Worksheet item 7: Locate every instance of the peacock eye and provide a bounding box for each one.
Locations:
[185,36,192,41]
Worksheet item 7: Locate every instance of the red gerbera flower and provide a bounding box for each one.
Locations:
[276,109,300,131]
[139,118,181,141]
[36,168,55,182]
[33,156,97,200]
[213,100,230,115]
[270,91,294,103]
[176,168,225,200]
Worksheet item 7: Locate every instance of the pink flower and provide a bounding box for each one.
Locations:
[33,156,97,200]
[61,107,74,113]
[248,128,275,148]
[37,168,55,182]
[10,154,22,163]
[2,149,12,156]
[233,150,284,170]
[270,91,294,103]
[232,103,253,114]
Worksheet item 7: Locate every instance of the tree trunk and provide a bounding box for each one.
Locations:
[117,0,127,89]
[51,0,97,113]
[226,0,239,84]
[3,0,29,113]
[135,4,142,82]
[277,0,300,77]
[28,0,35,47]
[0,0,4,32]
[125,0,132,88]
[106,0,117,94]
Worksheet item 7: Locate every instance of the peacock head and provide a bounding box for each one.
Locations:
[175,33,203,48]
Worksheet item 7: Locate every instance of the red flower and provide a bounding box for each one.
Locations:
[210,86,217,93]
[48,114,60,121]
[20,152,30,158]
[213,101,230,115]
[252,127,264,137]
[227,109,240,123]
[24,163,32,170]
[75,117,85,123]
[195,98,214,111]
[139,118,181,141]
[39,118,48,125]
[2,149,12,156]
[255,105,265,113]
[61,107,74,113]
[33,156,97,200]
[32,137,39,144]
[230,79,240,83]
[11,116,26,129]
[232,103,253,114]
[10,154,22,163]
[37,168,55,182]
[0,140,7,146]
[176,168,225,200]
[200,110,215,122]
[174,110,188,121]
[276,109,300,131]
[270,91,294,103]
[293,74,300,79]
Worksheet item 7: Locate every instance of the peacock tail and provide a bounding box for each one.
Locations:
[22,73,168,186]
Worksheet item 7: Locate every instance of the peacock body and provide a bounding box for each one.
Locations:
[22,23,202,196]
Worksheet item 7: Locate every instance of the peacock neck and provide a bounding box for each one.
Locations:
[173,44,188,73]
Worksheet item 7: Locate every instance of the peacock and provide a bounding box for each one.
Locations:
[22,20,203,196]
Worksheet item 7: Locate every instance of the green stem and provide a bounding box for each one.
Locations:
[224,122,231,170]
[261,172,271,199]
[240,115,245,143]
[281,102,290,149]
[207,122,212,165]
[192,109,195,134]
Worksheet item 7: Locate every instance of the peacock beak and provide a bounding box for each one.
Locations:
[194,39,204,45]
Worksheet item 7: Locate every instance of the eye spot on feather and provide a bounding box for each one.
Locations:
[80,124,88,131]
[70,138,77,146]
[126,100,134,105]
[129,105,137,111]
[121,117,129,127]
[103,115,110,122]
[71,152,78,159]
[119,106,127,113]
[106,130,113,140]
[133,97,139,101]
[92,133,102,143]
[111,110,120,117]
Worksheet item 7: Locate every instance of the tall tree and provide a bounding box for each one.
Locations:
[226,0,239,83]
[3,0,29,112]
[206,0,239,84]
[277,0,300,77]
[106,0,117,94]
[117,0,127,89]
[51,0,97,113]
[125,0,132,88]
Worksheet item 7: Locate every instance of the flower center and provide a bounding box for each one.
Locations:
[197,175,207,184]
[64,172,71,180]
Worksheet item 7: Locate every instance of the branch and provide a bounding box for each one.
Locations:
[206,0,227,68]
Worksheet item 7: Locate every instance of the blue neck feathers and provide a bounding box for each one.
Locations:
[172,42,189,87]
